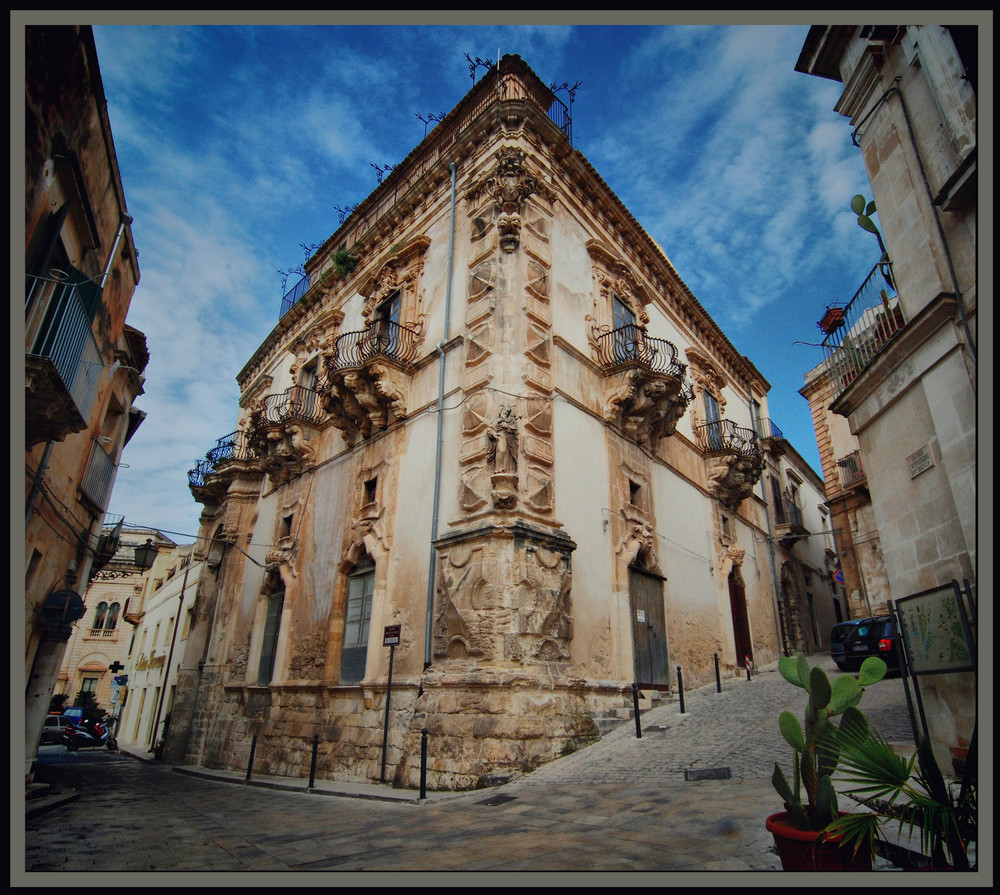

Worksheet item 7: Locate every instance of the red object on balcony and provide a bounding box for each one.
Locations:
[818,306,846,334]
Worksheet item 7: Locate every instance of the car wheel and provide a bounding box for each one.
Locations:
[834,661,850,672]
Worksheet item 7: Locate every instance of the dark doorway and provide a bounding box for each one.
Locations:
[728,568,753,666]
[629,566,670,688]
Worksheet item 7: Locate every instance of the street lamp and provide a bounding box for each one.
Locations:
[133,539,158,571]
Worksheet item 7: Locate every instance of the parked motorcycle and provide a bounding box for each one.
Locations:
[62,716,117,751]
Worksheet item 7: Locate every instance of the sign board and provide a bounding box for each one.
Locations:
[383,624,401,646]
[906,443,935,479]
[833,570,845,585]
[895,583,974,674]
[636,609,646,623]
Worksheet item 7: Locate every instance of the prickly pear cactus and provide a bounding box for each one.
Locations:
[772,655,886,830]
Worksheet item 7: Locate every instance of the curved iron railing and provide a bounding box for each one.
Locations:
[187,429,256,488]
[695,419,762,459]
[329,320,419,371]
[257,385,325,426]
[596,325,687,378]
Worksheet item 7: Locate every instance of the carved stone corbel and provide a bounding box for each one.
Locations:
[706,452,764,510]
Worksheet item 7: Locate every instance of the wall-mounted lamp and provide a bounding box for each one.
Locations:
[133,538,158,571]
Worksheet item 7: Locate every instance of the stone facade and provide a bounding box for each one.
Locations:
[24,26,147,779]
[796,26,977,771]
[169,55,828,790]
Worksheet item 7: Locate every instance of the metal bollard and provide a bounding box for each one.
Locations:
[714,652,722,693]
[632,682,642,739]
[419,728,428,800]
[676,666,685,714]
[246,733,257,782]
[745,655,752,681]
[308,733,319,788]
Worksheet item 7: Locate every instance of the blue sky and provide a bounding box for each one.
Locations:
[87,20,880,542]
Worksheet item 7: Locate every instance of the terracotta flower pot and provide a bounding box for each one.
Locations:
[766,811,873,872]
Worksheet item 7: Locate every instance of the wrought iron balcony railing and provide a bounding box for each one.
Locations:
[836,449,866,489]
[25,273,104,422]
[820,260,905,398]
[776,499,805,530]
[279,274,310,318]
[695,419,762,459]
[754,418,785,442]
[328,320,420,371]
[595,325,687,378]
[256,385,326,426]
[187,429,256,488]
[79,439,116,510]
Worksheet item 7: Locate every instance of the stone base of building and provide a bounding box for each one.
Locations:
[177,668,633,791]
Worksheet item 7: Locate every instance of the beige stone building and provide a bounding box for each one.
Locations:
[801,364,893,622]
[117,541,203,754]
[795,26,978,771]
[24,25,148,779]
[54,529,176,716]
[168,55,834,790]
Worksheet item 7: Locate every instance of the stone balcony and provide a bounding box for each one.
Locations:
[695,419,764,510]
[597,325,692,446]
[318,319,419,442]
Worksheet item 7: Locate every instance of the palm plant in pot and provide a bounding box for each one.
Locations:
[824,722,977,870]
[767,653,887,871]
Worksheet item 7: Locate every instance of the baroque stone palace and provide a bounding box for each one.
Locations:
[168,55,838,790]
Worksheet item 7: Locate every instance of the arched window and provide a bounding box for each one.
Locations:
[92,602,108,630]
[340,555,375,684]
[257,583,285,686]
[105,602,121,630]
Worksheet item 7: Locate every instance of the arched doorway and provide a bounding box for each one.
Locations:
[728,566,753,666]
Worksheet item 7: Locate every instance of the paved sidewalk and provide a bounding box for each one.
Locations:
[24,656,954,878]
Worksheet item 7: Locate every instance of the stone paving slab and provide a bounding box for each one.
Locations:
[22,656,971,880]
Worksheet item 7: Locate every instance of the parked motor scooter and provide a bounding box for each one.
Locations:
[63,716,117,751]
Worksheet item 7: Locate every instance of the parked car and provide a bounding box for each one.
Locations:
[830,616,899,672]
[40,713,72,745]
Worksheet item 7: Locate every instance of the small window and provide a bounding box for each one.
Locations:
[280,514,294,540]
[628,479,640,506]
[364,477,378,506]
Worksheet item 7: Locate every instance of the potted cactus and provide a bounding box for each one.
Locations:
[767,653,887,871]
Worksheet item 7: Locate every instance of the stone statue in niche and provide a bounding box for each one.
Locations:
[486,405,519,474]
[486,405,519,509]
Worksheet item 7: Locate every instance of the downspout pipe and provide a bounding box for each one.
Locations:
[99,212,133,290]
[424,161,457,668]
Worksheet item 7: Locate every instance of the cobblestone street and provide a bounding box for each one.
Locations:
[22,656,928,880]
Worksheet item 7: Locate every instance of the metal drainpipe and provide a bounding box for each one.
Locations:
[99,213,133,290]
[424,161,457,668]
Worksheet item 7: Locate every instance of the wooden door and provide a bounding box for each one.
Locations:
[629,567,670,688]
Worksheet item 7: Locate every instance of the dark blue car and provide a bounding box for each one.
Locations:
[830,616,899,672]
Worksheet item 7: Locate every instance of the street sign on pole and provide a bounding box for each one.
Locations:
[380,626,401,783]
